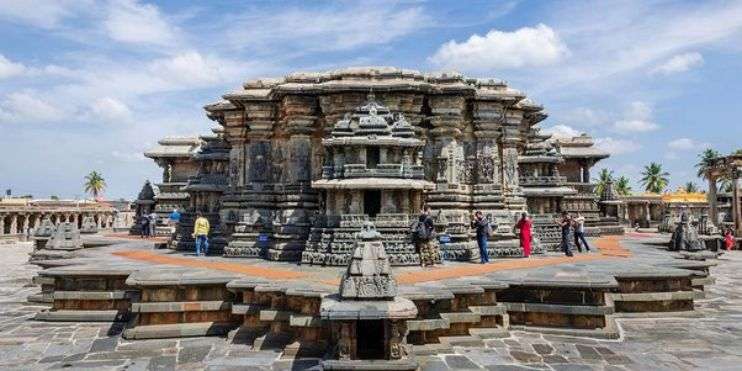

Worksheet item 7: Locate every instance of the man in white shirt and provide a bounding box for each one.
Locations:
[573,212,590,252]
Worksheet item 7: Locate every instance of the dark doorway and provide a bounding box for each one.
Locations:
[367,147,380,169]
[364,190,381,218]
[356,320,385,359]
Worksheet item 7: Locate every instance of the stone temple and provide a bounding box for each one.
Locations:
[134,67,619,262]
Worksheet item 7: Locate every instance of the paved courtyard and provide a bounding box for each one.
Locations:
[0,237,741,370]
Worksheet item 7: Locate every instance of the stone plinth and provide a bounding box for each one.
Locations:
[29,222,83,262]
[80,216,98,234]
[35,265,137,322]
[123,268,240,339]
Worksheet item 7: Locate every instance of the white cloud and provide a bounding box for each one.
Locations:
[0,92,67,124]
[104,0,178,46]
[561,107,608,127]
[651,52,704,75]
[0,55,27,79]
[429,24,569,71]
[111,150,146,162]
[147,51,248,88]
[612,101,659,133]
[91,97,132,123]
[227,4,430,53]
[594,137,642,155]
[0,0,90,29]
[542,124,582,139]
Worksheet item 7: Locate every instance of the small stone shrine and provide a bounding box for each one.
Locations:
[320,222,418,369]
[80,216,98,234]
[32,218,56,250]
[669,212,705,252]
[30,222,83,262]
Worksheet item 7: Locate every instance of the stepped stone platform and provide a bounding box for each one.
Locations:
[23,232,724,365]
[123,268,241,340]
[35,264,137,322]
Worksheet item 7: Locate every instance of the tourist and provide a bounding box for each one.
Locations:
[193,212,210,256]
[148,211,158,237]
[573,212,590,253]
[414,205,436,267]
[168,208,181,235]
[556,212,574,257]
[514,212,532,258]
[471,210,493,264]
[724,228,735,251]
[139,215,149,239]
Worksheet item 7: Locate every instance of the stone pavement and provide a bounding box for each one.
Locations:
[0,238,740,370]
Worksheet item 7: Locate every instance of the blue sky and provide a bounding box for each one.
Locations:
[1,0,740,200]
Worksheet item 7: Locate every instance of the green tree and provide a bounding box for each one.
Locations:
[683,182,699,193]
[84,171,106,199]
[616,176,632,196]
[695,148,720,180]
[593,168,614,196]
[640,162,670,193]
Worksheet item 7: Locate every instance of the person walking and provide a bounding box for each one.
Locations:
[573,212,590,253]
[514,212,533,257]
[193,212,210,256]
[139,215,149,239]
[724,228,735,251]
[556,211,574,257]
[414,206,436,267]
[148,211,158,238]
[472,211,493,264]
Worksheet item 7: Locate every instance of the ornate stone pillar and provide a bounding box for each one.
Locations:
[707,175,719,225]
[9,214,17,235]
[0,214,5,235]
[734,166,742,236]
[21,215,29,235]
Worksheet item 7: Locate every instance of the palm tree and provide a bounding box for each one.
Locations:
[594,168,614,196]
[84,171,106,200]
[695,148,720,180]
[615,176,632,196]
[683,182,699,193]
[640,162,670,193]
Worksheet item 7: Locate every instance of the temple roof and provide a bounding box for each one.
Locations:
[218,66,538,107]
[553,134,609,159]
[144,137,201,159]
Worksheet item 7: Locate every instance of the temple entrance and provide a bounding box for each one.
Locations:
[364,190,381,218]
[356,320,385,359]
[367,146,380,169]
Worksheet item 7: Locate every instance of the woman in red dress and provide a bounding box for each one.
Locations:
[724,228,735,251]
[515,212,532,257]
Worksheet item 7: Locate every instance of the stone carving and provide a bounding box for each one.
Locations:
[669,212,704,252]
[80,216,98,234]
[339,222,398,299]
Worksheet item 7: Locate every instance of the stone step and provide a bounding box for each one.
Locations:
[122,321,236,340]
[502,302,614,315]
[469,305,507,316]
[53,290,138,301]
[288,314,322,328]
[609,291,695,302]
[35,309,127,322]
[439,312,481,324]
[508,321,619,340]
[232,303,266,315]
[253,331,294,350]
[468,327,509,339]
[131,301,231,313]
[281,340,328,359]
[321,359,418,371]
[691,276,715,286]
[411,342,454,356]
[406,318,450,332]
[437,335,485,347]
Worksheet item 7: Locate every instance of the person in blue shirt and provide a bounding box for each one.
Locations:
[168,208,181,235]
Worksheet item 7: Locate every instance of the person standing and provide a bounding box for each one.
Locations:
[193,212,210,256]
[514,212,532,257]
[148,211,158,238]
[724,228,735,251]
[573,212,590,253]
[556,211,574,257]
[413,206,436,267]
[139,214,149,239]
[168,208,181,235]
[472,211,493,264]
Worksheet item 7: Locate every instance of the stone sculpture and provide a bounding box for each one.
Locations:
[669,212,704,252]
[80,216,98,234]
[32,218,56,250]
[29,222,83,262]
[339,222,397,299]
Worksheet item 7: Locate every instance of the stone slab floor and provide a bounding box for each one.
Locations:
[1,239,741,370]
